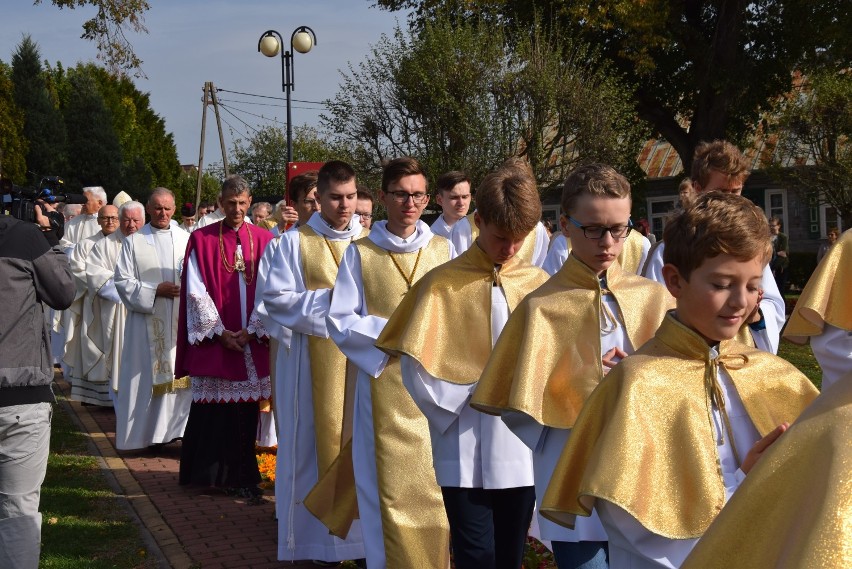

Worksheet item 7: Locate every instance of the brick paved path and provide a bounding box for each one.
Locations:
[58,379,329,569]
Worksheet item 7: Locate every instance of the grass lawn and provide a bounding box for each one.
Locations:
[777,338,823,389]
[40,396,157,569]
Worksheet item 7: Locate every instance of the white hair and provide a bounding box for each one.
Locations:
[119,200,145,218]
[83,186,107,204]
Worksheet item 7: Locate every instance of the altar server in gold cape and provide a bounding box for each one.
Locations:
[262,161,367,563]
[681,372,851,569]
[541,228,651,276]
[642,141,786,354]
[472,163,673,569]
[542,192,818,569]
[377,167,549,569]
[450,159,549,267]
[326,157,453,569]
[783,228,851,390]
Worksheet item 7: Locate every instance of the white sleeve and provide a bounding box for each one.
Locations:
[597,501,697,569]
[185,250,224,344]
[753,264,784,353]
[113,237,157,313]
[262,232,331,338]
[450,219,472,258]
[810,324,852,390]
[642,243,665,283]
[401,355,475,435]
[327,244,390,378]
[542,238,568,276]
[531,223,550,268]
[97,279,121,303]
[636,235,651,275]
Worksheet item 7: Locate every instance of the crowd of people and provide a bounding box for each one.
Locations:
[1,139,849,569]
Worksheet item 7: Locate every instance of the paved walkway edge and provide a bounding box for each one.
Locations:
[57,386,196,569]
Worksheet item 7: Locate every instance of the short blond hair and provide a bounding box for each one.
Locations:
[691,140,751,188]
[560,163,631,216]
[475,168,541,237]
[663,191,772,279]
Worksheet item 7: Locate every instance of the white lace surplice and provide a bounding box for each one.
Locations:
[186,248,271,403]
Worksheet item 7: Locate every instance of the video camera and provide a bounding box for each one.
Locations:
[2,175,88,227]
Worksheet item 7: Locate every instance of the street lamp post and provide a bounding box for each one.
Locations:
[257,26,317,164]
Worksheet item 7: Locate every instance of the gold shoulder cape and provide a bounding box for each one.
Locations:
[471,254,673,428]
[682,373,852,569]
[464,212,539,265]
[541,314,819,538]
[376,244,549,384]
[618,229,646,274]
[784,228,852,341]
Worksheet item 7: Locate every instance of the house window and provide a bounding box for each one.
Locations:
[647,197,676,240]
[541,205,560,224]
[764,190,788,231]
[819,204,843,236]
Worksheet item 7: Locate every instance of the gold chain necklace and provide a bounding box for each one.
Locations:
[388,248,423,292]
[219,221,255,284]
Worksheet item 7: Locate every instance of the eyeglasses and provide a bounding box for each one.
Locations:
[98,216,119,222]
[387,191,429,204]
[356,211,373,219]
[568,217,633,240]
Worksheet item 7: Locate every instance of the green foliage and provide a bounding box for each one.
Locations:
[36,0,150,77]
[41,399,156,568]
[11,35,67,181]
[229,125,289,199]
[376,0,851,169]
[62,69,124,192]
[0,61,28,183]
[172,168,221,215]
[768,71,852,229]
[322,16,644,192]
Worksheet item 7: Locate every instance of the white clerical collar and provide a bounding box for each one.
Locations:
[368,220,433,253]
[307,211,362,239]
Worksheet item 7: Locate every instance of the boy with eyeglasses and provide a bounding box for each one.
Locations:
[472,163,674,569]
[320,157,453,569]
[541,191,817,569]
[355,187,374,229]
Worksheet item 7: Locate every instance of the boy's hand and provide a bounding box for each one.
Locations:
[602,347,628,373]
[742,422,788,474]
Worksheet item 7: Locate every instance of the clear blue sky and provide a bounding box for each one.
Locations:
[0,1,408,166]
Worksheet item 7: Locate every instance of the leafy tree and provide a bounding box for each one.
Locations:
[11,35,67,181]
[375,0,850,170]
[62,69,124,191]
[768,71,852,229]
[322,17,644,191]
[171,168,221,213]
[229,125,289,199]
[36,0,150,77]
[0,61,28,184]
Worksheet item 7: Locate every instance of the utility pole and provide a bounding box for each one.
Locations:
[195,81,230,210]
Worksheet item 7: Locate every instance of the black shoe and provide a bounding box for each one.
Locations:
[311,562,340,567]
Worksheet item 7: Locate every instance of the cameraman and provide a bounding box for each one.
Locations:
[0,201,74,568]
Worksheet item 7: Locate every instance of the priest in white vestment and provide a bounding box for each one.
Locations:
[113,189,191,450]
[65,205,119,405]
[263,161,366,563]
[87,201,144,401]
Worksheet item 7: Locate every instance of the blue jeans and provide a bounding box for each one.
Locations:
[552,540,609,569]
[0,403,52,569]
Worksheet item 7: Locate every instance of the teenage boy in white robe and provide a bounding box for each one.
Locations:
[378,166,549,568]
[325,157,453,569]
[263,161,367,564]
[430,170,472,239]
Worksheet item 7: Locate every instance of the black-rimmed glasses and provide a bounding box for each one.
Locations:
[567,217,633,240]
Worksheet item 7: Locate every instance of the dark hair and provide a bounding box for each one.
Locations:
[381,156,427,194]
[436,170,470,194]
[356,186,374,203]
[288,171,319,203]
[663,191,772,279]
[317,160,356,194]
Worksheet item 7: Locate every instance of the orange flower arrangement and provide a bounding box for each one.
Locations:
[256,445,277,487]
